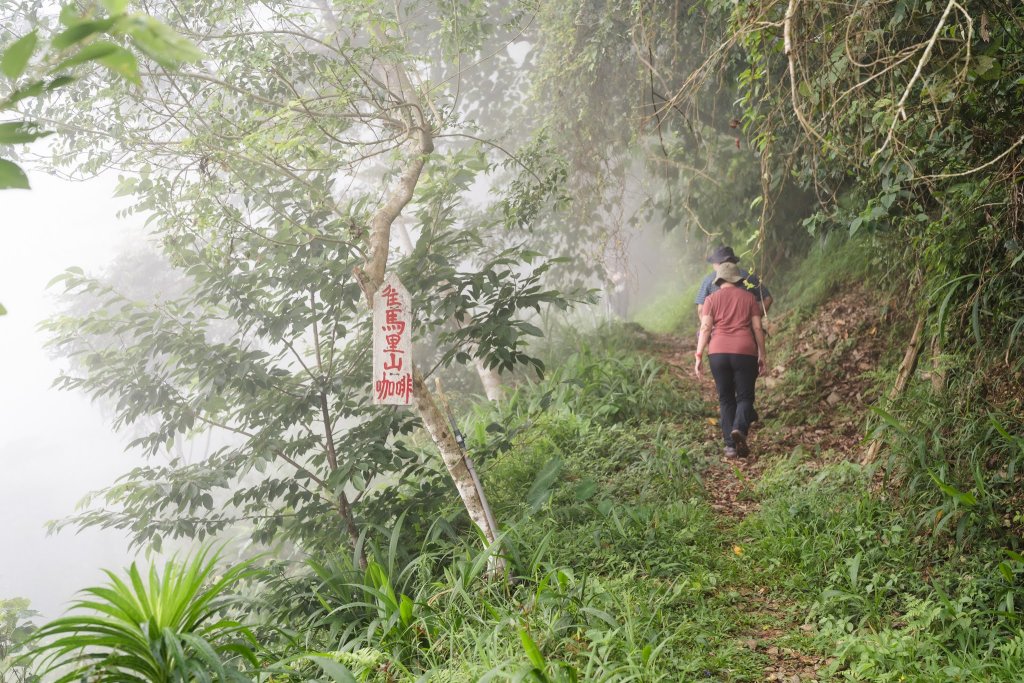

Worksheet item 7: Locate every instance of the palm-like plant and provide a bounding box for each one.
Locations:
[25,547,260,683]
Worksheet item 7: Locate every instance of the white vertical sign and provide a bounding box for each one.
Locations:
[372,272,414,405]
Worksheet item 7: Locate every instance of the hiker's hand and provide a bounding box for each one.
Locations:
[694,352,703,381]
[758,355,766,375]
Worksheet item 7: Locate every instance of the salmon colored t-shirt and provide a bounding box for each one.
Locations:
[704,286,760,356]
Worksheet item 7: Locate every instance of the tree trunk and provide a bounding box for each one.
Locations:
[349,54,504,572]
[412,369,500,544]
[474,358,505,402]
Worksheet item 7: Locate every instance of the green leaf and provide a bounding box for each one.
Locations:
[1,79,45,107]
[101,0,130,14]
[52,41,120,73]
[0,158,30,189]
[519,628,546,670]
[573,478,598,501]
[98,46,140,84]
[51,19,116,50]
[306,655,358,683]
[399,594,413,626]
[928,470,977,507]
[44,75,76,92]
[973,55,1001,80]
[115,15,203,68]
[527,457,562,511]
[0,302,6,316]
[846,551,862,587]
[932,273,977,342]
[59,4,80,27]
[1,31,39,80]
[867,406,910,437]
[518,321,544,337]
[0,121,52,145]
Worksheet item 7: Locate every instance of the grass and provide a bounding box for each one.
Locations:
[259,278,1024,682]
[242,332,786,682]
[776,233,879,318]
[740,452,1024,681]
[24,238,1024,682]
[631,279,700,335]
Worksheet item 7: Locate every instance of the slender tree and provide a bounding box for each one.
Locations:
[40,0,572,565]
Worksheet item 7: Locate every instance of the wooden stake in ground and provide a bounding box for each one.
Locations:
[863,314,926,464]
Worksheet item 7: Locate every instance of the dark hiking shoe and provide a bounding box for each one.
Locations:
[730,429,749,458]
[723,446,738,458]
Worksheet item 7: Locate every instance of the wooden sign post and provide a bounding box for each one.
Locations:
[372,272,413,405]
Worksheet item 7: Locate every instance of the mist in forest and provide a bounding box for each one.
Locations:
[0,0,715,624]
[0,172,140,618]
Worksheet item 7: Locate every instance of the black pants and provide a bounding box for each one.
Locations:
[709,353,758,448]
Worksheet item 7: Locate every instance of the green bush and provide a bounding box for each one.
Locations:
[26,548,260,683]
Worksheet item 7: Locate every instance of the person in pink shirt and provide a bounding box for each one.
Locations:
[693,261,767,458]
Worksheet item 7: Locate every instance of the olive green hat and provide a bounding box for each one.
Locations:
[714,261,745,286]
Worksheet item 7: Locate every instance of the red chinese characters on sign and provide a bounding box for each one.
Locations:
[372,273,413,405]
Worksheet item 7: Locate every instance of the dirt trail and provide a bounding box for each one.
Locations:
[646,316,884,682]
[640,288,891,680]
[649,331,765,518]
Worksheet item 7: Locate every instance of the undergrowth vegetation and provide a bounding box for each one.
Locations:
[747,448,1024,682]
[241,306,1024,682]
[17,247,1024,682]
[252,331,769,681]
[734,234,1024,681]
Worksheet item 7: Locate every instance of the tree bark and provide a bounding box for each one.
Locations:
[411,369,500,539]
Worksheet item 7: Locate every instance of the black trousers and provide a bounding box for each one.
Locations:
[709,353,758,447]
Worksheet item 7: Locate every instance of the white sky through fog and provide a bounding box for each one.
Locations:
[0,169,139,619]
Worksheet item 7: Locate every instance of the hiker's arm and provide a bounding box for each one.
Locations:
[694,314,713,379]
[695,304,703,320]
[696,314,713,357]
[752,315,766,374]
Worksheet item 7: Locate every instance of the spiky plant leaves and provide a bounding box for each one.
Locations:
[25,547,259,683]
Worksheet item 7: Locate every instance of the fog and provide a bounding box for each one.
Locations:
[0,171,140,619]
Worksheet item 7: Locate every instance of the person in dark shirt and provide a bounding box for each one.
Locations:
[694,261,767,458]
[695,245,773,325]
